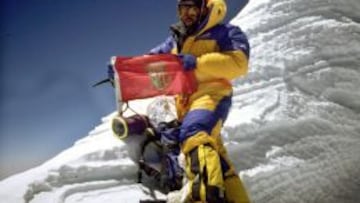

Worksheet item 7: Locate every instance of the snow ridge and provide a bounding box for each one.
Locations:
[227,0,360,202]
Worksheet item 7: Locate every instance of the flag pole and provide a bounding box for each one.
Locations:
[111,56,123,116]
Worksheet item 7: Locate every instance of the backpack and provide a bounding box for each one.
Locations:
[131,117,184,193]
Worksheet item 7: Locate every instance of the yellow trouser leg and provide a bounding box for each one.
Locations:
[224,174,251,203]
[182,130,251,203]
[215,134,251,203]
[185,144,225,203]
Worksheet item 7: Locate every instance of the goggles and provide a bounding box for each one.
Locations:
[178,4,201,16]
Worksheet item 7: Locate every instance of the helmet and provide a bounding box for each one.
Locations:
[177,0,206,9]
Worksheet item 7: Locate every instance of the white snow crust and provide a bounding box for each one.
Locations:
[1,0,360,202]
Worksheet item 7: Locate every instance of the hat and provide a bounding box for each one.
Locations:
[177,0,205,8]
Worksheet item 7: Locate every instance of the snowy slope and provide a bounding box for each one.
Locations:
[229,0,360,202]
[1,0,360,202]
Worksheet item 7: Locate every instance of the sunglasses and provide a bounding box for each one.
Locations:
[178,4,201,15]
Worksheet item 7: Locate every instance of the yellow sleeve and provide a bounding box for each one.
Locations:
[194,50,249,82]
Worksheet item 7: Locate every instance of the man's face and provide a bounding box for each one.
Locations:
[178,4,201,27]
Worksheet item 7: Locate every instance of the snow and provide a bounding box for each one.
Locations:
[1,0,360,202]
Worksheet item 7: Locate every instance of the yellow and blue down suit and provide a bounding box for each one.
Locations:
[150,0,251,202]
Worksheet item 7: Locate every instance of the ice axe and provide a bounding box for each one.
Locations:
[92,62,115,88]
[92,78,113,87]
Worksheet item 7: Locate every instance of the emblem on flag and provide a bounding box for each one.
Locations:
[146,61,173,91]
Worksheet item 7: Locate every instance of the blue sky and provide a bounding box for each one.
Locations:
[0,0,248,179]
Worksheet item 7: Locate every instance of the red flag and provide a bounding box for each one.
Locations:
[114,54,197,102]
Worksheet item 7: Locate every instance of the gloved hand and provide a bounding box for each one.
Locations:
[178,54,197,71]
[107,63,115,80]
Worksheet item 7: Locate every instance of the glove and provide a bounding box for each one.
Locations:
[178,54,197,71]
[107,63,115,80]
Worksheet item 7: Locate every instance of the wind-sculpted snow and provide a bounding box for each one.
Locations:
[228,0,360,202]
[1,0,360,202]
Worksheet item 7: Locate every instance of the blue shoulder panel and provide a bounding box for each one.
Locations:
[149,36,175,54]
[199,24,250,58]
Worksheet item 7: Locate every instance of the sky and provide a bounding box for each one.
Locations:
[0,0,248,179]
